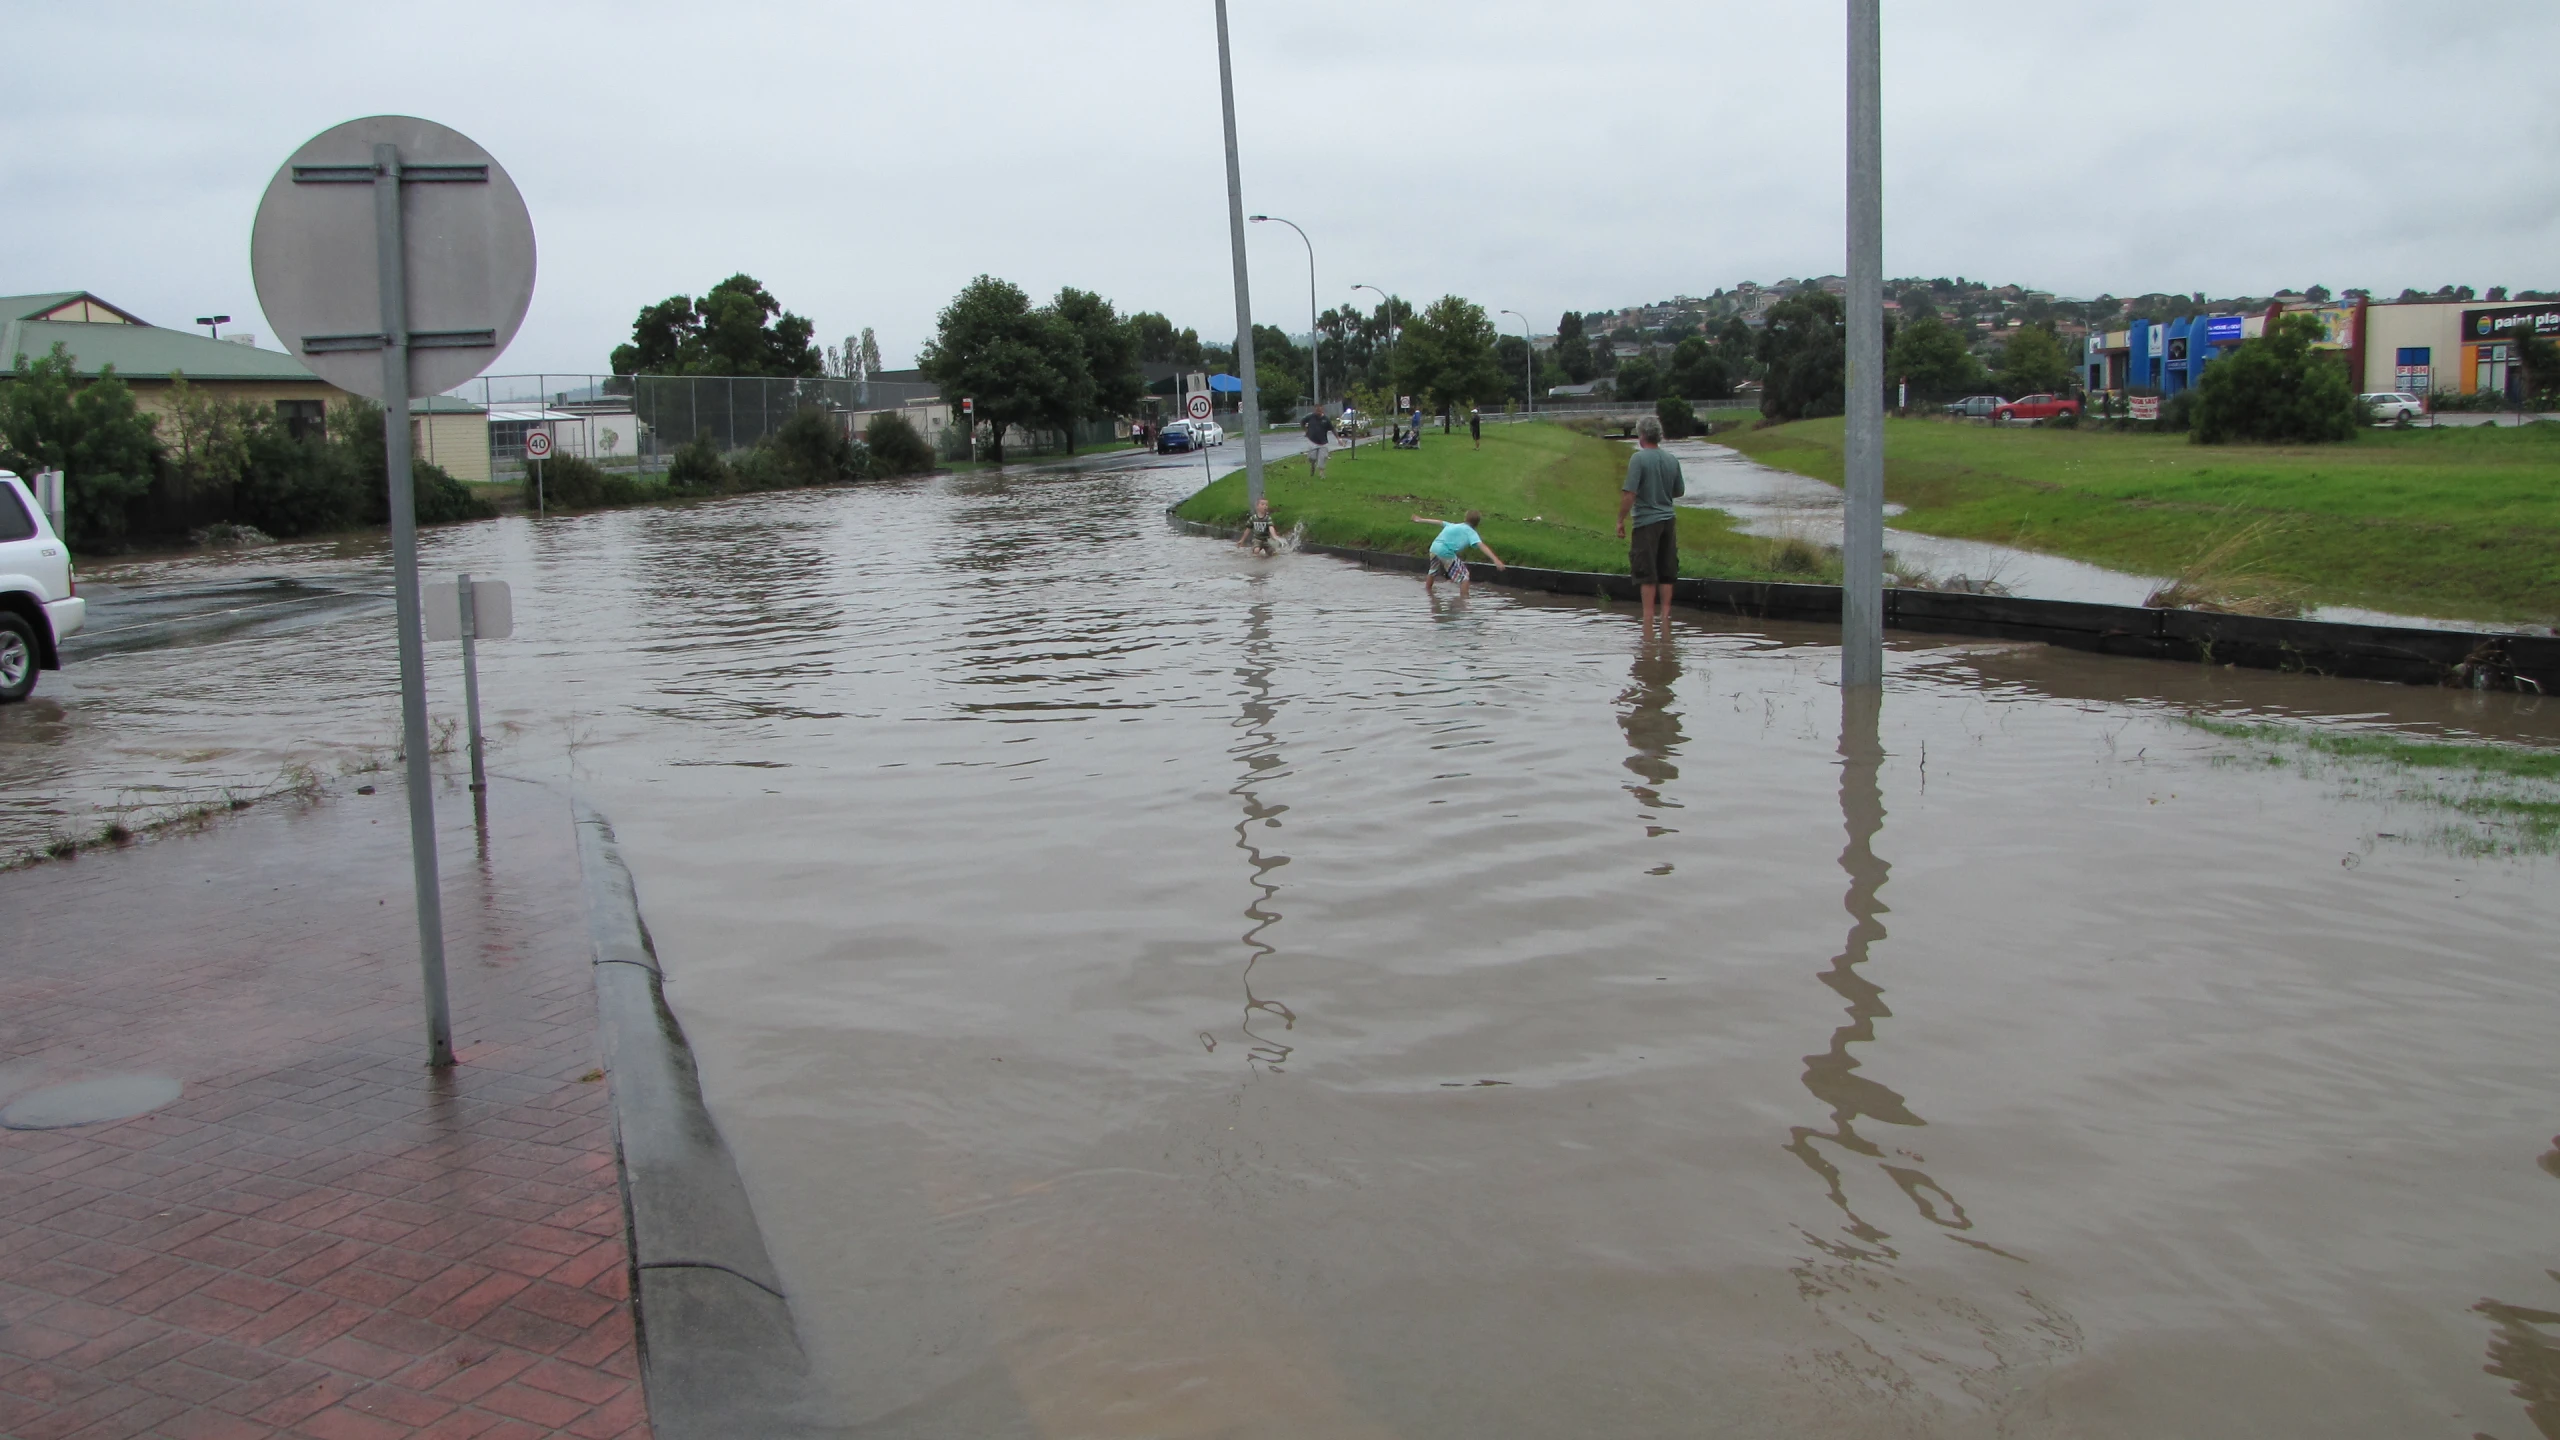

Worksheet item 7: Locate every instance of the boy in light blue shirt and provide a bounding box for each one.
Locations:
[1409,509,1507,595]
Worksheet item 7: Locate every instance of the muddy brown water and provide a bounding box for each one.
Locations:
[6,449,2559,1437]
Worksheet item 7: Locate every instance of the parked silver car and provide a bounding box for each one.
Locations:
[2359,391,2428,424]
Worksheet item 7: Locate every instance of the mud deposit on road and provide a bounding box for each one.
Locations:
[7,450,2559,1437]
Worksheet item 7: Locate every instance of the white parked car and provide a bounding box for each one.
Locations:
[0,471,84,701]
[2360,391,2428,423]
[1193,419,1226,447]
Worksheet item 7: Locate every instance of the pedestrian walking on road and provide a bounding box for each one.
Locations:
[1303,406,1334,477]
[1614,414,1686,637]
[1469,406,1482,449]
[1411,510,1506,597]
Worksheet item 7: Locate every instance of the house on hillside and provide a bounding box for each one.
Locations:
[0,292,345,428]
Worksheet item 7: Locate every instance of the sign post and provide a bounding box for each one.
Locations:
[962,397,976,464]
[426,575,514,796]
[253,116,535,1069]
[524,426,552,516]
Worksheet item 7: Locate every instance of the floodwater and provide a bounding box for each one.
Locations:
[7,445,2560,1438]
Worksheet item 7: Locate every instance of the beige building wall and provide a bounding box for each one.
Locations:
[124,378,351,423]
[414,413,492,483]
[2360,302,2468,394]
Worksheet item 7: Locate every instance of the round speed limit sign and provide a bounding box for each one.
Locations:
[1186,394,1212,421]
[524,429,554,460]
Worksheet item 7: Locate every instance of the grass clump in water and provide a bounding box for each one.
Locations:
[2188,715,2560,855]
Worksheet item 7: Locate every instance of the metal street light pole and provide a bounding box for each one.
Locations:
[1250,214,1318,412]
[1352,282,1392,387]
[1500,309,1533,414]
[1842,0,1885,689]
[1213,0,1266,510]
[195,314,231,339]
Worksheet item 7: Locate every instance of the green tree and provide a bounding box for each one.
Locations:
[0,343,161,548]
[1655,395,1699,439]
[1888,315,1985,399]
[1054,287,1148,419]
[1130,312,1203,369]
[1390,296,1506,414]
[1756,291,1846,422]
[1993,323,2071,396]
[1613,356,1662,402]
[1554,312,1594,384]
[862,412,935,475]
[609,274,820,376]
[916,275,1088,463]
[2190,313,2363,444]
[1666,337,1731,400]
[1254,360,1304,414]
[2502,321,2560,404]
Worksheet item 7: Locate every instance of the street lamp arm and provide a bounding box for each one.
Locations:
[1499,309,1534,414]
[1252,214,1320,410]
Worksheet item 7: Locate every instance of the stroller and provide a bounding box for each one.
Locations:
[1393,419,1421,450]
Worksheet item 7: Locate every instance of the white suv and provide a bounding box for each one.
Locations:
[2360,391,2428,424]
[0,471,85,701]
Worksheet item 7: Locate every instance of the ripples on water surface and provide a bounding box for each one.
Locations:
[7,449,2560,1438]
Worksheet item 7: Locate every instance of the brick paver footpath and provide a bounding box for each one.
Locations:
[0,777,652,1440]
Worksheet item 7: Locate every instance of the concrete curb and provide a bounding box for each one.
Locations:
[1166,509,2558,691]
[573,802,844,1438]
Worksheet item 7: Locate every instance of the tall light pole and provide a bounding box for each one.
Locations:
[1213,0,1266,509]
[1251,215,1319,413]
[195,313,231,338]
[1353,282,1393,393]
[1842,0,1885,689]
[1500,309,1533,414]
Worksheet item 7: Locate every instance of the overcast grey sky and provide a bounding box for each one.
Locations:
[5,2,2554,377]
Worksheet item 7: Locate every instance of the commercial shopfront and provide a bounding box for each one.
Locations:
[2359,299,2557,399]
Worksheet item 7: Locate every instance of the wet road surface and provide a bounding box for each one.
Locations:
[6,446,2560,1437]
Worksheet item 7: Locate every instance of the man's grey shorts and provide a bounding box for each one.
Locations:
[1630,519,1677,585]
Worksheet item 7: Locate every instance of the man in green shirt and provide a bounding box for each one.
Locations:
[1615,414,1686,636]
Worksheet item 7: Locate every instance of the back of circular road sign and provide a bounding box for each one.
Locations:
[250,116,535,400]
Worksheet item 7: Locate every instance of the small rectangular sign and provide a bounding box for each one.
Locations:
[2129,395,2162,421]
[424,578,513,641]
[2204,316,2244,344]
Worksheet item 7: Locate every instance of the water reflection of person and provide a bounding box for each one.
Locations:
[1228,594,1296,1069]
[1615,642,1685,818]
[2471,1136,2560,1440]
[1785,687,2005,1258]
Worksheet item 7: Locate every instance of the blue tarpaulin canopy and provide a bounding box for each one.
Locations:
[1207,373,1243,392]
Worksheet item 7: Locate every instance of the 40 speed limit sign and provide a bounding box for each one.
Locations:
[1186,394,1212,421]
[523,428,554,459]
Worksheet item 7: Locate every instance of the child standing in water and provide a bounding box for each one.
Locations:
[1238,496,1281,556]
[1411,509,1507,595]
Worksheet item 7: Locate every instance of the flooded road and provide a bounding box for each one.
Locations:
[7,447,2560,1437]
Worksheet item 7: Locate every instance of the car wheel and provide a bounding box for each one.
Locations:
[1995,410,2013,422]
[0,612,37,703]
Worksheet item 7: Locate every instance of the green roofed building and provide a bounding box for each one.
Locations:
[0,291,347,430]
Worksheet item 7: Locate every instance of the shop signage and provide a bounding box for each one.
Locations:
[2463,303,2560,340]
[2129,395,2161,421]
[2204,316,2244,344]
[2166,337,2189,362]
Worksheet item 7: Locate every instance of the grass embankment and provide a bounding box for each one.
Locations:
[1173,421,1831,580]
[1720,418,2560,624]
[2190,716,2560,856]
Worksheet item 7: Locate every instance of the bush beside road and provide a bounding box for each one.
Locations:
[1720,417,2560,625]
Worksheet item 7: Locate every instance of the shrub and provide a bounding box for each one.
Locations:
[409,460,494,524]
[764,406,870,485]
[664,435,732,496]
[0,343,160,548]
[2191,314,2361,444]
[1654,395,1699,439]
[863,411,934,474]
[529,453,639,510]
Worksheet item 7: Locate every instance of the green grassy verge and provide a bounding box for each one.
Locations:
[2188,716,2560,856]
[1171,421,1831,580]
[1719,417,2560,623]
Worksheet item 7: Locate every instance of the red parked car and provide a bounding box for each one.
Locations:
[1994,393,2082,423]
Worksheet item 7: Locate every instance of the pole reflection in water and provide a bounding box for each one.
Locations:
[1615,641,1686,870]
[1222,593,1296,1070]
[1786,686,2006,1260]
